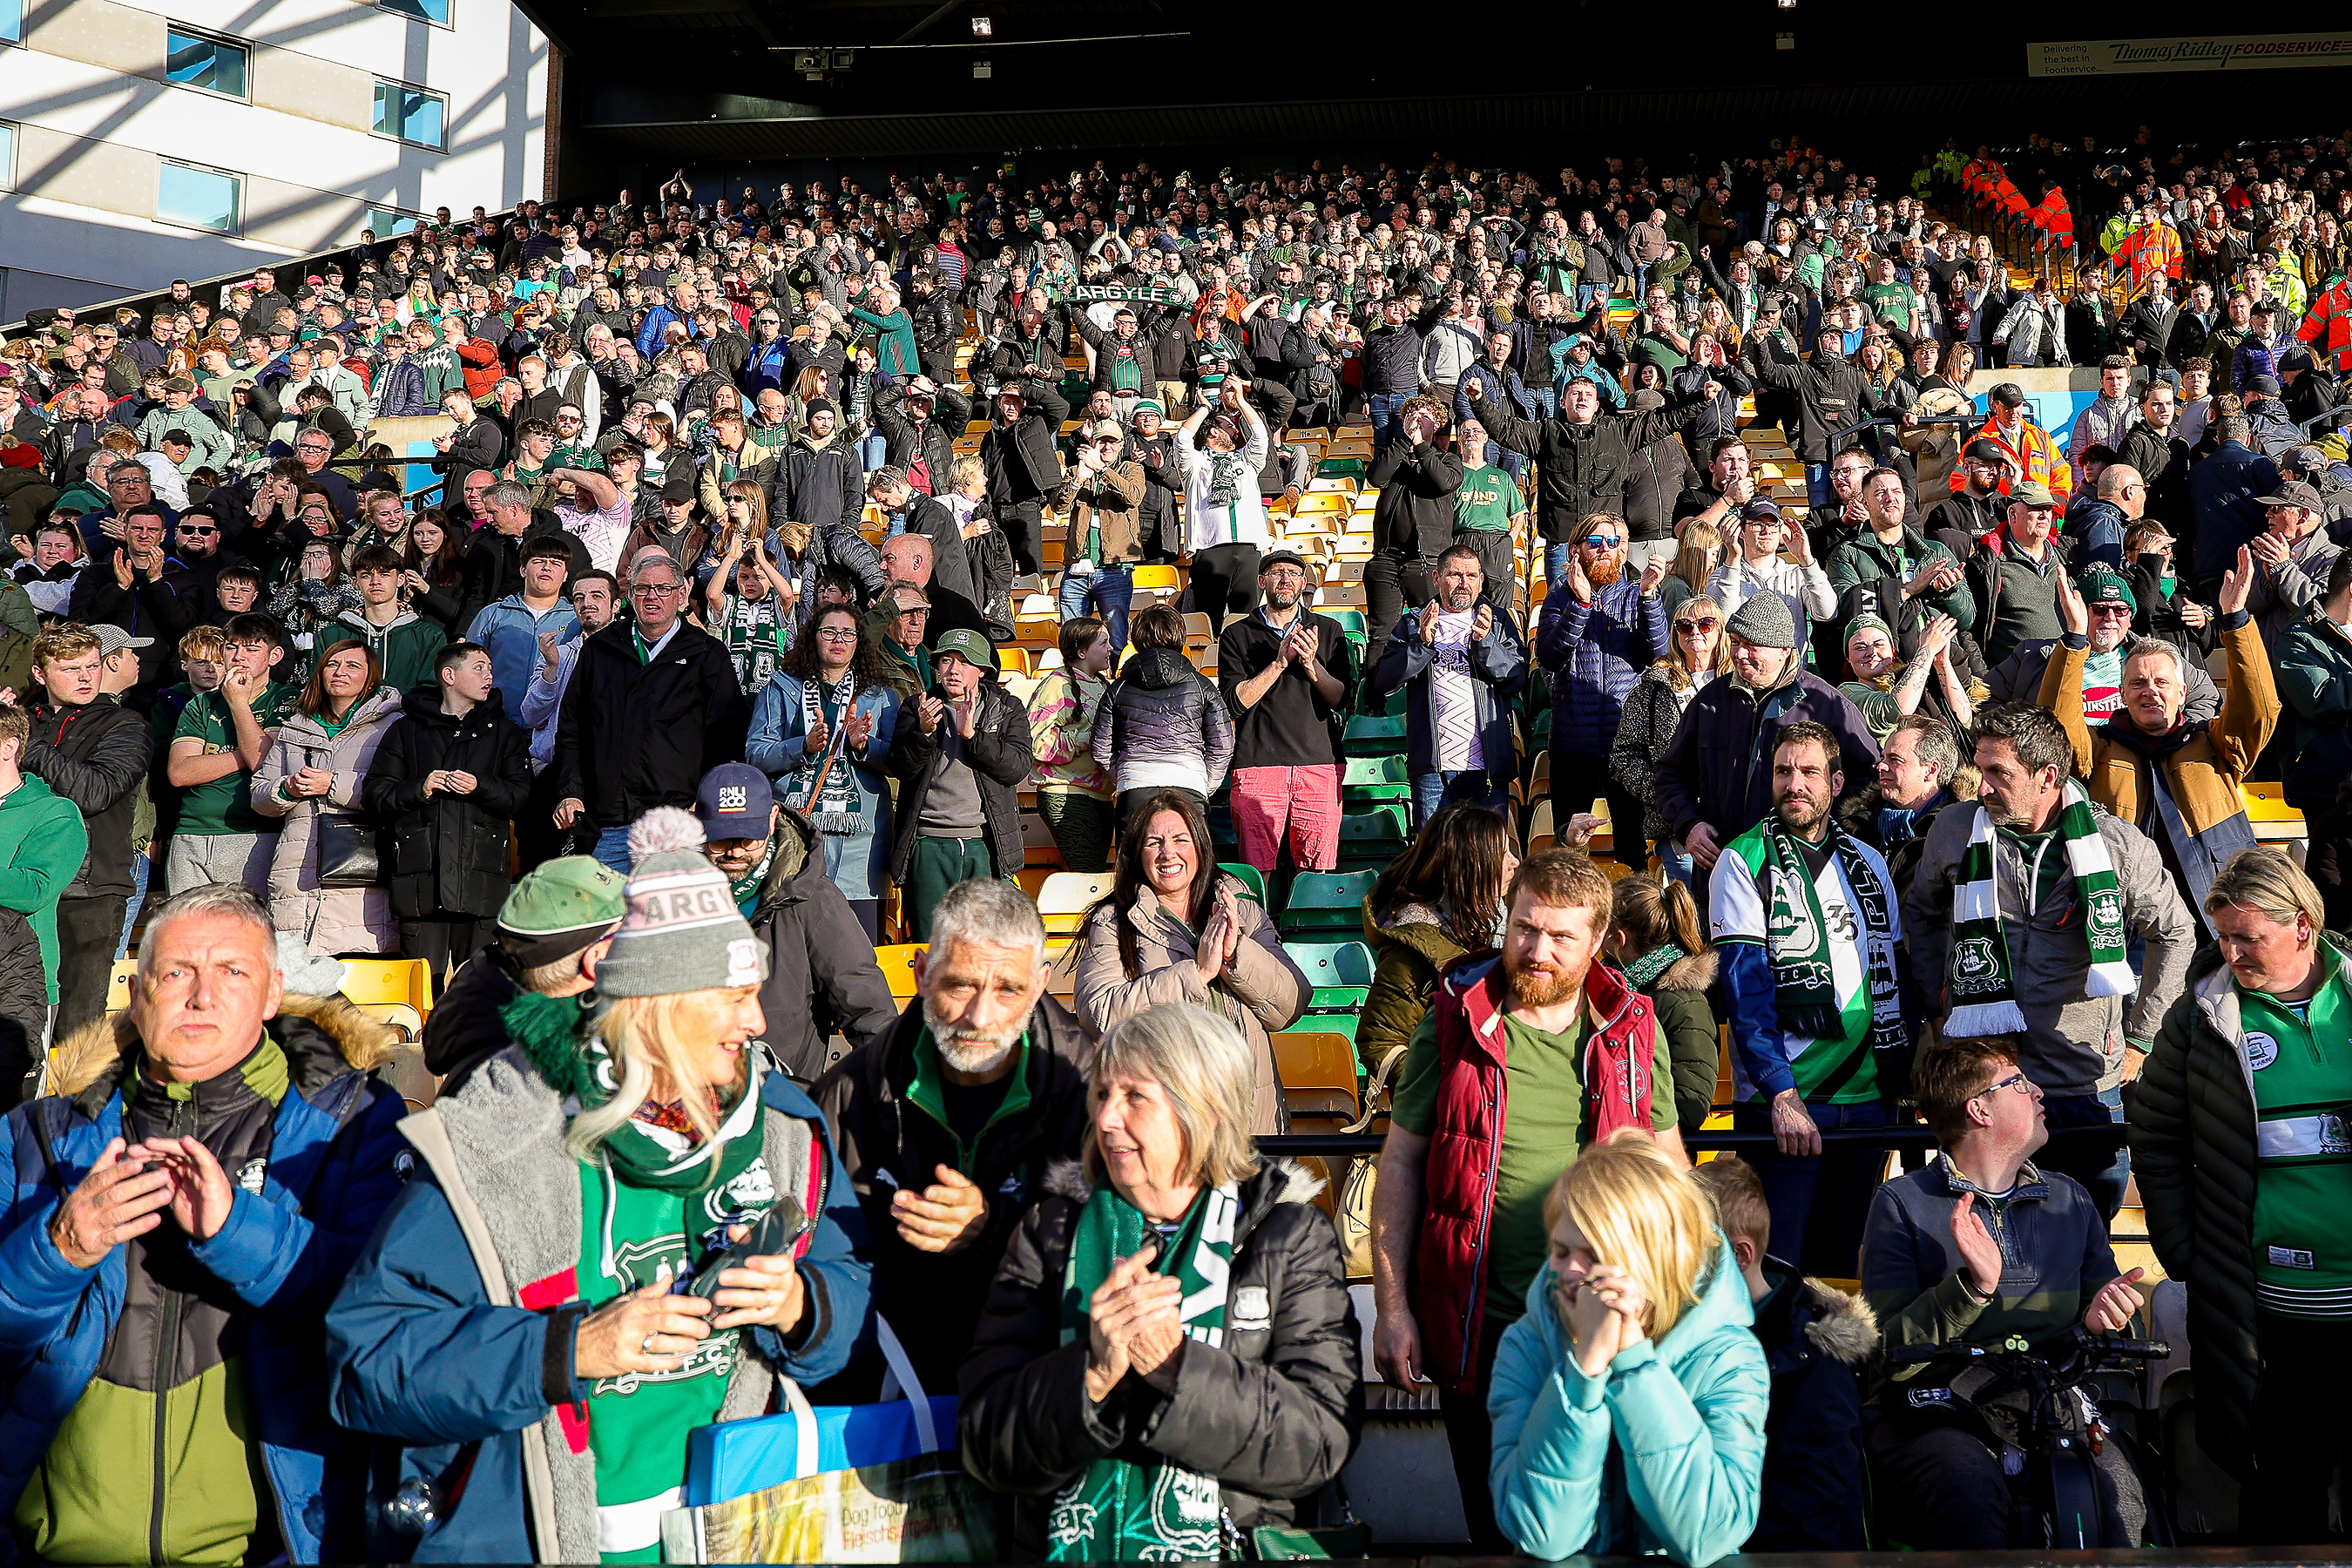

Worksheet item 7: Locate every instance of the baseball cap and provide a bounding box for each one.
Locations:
[1739,497,1784,523]
[2257,480,2326,512]
[695,762,775,841]
[2079,570,2139,615]
[932,627,997,671]
[2007,481,2058,509]
[1962,436,2008,465]
[2246,375,2283,397]
[91,625,154,657]
[497,855,627,966]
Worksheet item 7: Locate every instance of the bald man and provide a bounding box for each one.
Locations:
[2069,463,2145,574]
[867,531,992,649]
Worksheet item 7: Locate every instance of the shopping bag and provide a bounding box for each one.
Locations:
[665,1318,997,1564]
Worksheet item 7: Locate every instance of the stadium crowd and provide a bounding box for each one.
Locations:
[0,124,2350,1564]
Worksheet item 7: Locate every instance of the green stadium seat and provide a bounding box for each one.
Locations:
[1286,940,1375,992]
[1218,862,1268,905]
[1336,805,1409,872]
[1342,755,1410,802]
[1279,875,1379,935]
[1343,715,1408,756]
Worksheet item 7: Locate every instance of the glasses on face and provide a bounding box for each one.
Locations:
[1973,1070,2037,1100]
[1675,617,1719,635]
[2090,603,2133,618]
[179,524,219,537]
[815,626,859,641]
[1583,535,1622,550]
[632,582,684,597]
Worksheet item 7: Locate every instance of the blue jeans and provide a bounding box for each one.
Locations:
[1730,1097,1891,1278]
[115,848,152,960]
[1805,462,1837,510]
[1659,839,1695,889]
[857,432,888,472]
[592,824,632,875]
[1058,564,1134,652]
[1367,391,1408,453]
[1411,768,1511,830]
[2039,1087,2129,1224]
[1528,385,1558,421]
[1544,538,1572,588]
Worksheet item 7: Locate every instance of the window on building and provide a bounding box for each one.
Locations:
[165,26,247,98]
[379,0,450,25]
[372,80,445,148]
[0,122,15,188]
[0,0,22,44]
[158,160,240,233]
[364,207,420,238]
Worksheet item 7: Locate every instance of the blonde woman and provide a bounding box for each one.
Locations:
[958,1002,1359,1558]
[325,808,874,1562]
[1488,1131,1767,1565]
[1658,521,1723,622]
[1610,591,1733,882]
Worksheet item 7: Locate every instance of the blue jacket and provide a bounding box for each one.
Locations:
[744,339,794,398]
[1487,1240,1768,1565]
[1366,603,1528,780]
[2067,497,2129,573]
[2186,441,2280,585]
[1455,362,1539,430]
[746,673,900,826]
[0,1002,408,1564]
[635,303,688,361]
[466,593,580,708]
[325,1051,874,1563]
[1537,578,1668,756]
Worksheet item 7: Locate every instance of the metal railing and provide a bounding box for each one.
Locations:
[1257,1122,2130,1159]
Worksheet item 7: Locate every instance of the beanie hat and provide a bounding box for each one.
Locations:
[1844,612,1894,646]
[592,808,768,997]
[2078,569,2139,616]
[1726,591,1799,650]
[1130,398,1165,420]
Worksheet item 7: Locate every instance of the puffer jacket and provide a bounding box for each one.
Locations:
[1356,896,1471,1083]
[325,1044,873,1564]
[1487,1240,1767,1565]
[957,1158,1362,1557]
[251,684,404,954]
[1746,1262,1875,1551]
[1,998,406,1565]
[1073,879,1309,1134]
[815,994,1093,1394]
[774,433,866,531]
[1091,645,1234,798]
[869,381,970,487]
[1609,664,1713,842]
[1538,577,1669,757]
[2131,938,2352,1484]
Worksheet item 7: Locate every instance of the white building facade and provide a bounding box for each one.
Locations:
[0,0,547,319]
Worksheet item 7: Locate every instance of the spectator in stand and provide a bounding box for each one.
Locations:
[1610,593,1729,882]
[416,855,624,1096]
[1486,1132,1766,1565]
[816,877,1090,1391]
[888,628,1031,940]
[165,613,300,895]
[1371,848,1682,1551]
[978,374,1070,576]
[694,763,895,1085]
[1357,803,1517,1082]
[308,544,448,695]
[1027,615,1118,873]
[1367,543,1527,827]
[1074,788,1309,1135]
[250,640,402,955]
[551,551,748,874]
[1096,602,1233,827]
[1607,874,1722,1139]
[4,884,402,1561]
[1217,552,1354,871]
[20,624,152,1037]
[516,569,616,868]
[326,814,873,1565]
[745,602,900,940]
[1055,424,1146,654]
[465,536,577,706]
[2186,414,2281,591]
[1363,395,1466,651]
[1692,1152,1873,1552]
[1541,514,1673,866]
[362,641,532,980]
[957,1002,1358,1560]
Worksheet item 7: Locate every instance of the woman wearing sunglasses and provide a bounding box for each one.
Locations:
[1608,593,1731,885]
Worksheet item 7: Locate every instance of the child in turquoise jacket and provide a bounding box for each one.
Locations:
[1486,1131,1769,1565]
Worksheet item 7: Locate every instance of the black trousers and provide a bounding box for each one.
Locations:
[518,766,591,874]
[1551,748,1647,866]
[2244,1312,2352,1543]
[1364,551,1434,659]
[1188,544,1262,625]
[1456,530,1519,610]
[1002,497,1044,576]
[402,916,497,986]
[1436,1309,1513,1554]
[1864,1407,2139,1549]
[54,894,126,1042]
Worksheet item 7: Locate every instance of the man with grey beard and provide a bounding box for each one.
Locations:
[814,878,1093,1390]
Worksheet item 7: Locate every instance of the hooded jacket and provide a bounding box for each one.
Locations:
[1486,1240,1767,1565]
[1367,600,1528,781]
[1625,948,1721,1137]
[814,994,1092,1393]
[956,1159,1361,1557]
[324,1044,873,1564]
[362,684,534,920]
[252,684,405,954]
[1356,896,1470,1085]
[1538,577,1670,759]
[1652,665,1876,848]
[742,808,899,1083]
[1091,645,1234,799]
[312,608,451,703]
[21,694,150,902]
[1741,336,1884,464]
[1745,1262,1874,1551]
[551,619,749,831]
[0,997,405,1565]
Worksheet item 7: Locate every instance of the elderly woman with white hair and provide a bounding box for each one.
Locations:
[959,1002,1362,1560]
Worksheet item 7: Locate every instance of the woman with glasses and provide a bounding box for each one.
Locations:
[745,603,900,938]
[1609,592,1731,884]
[270,535,361,654]
[251,640,403,955]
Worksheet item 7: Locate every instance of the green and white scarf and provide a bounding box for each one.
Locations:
[1761,815,1907,1058]
[1047,1181,1239,1563]
[1948,779,2134,1037]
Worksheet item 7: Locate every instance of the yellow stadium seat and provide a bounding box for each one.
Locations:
[1132,564,1181,591]
[341,958,436,1037]
[874,944,924,1002]
[105,957,139,1013]
[1274,1031,1359,1125]
[1037,871,1115,936]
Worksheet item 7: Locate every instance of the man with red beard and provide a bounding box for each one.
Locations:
[1367,848,1683,1551]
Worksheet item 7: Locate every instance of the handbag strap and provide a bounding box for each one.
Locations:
[871,1315,939,1456]
[775,1376,823,1482]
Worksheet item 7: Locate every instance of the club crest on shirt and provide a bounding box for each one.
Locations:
[2245,1031,2280,1071]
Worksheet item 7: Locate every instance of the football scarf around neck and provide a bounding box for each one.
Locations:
[1047,1180,1239,1562]
[1947,779,2134,1037]
[787,670,863,833]
[1761,814,1906,1057]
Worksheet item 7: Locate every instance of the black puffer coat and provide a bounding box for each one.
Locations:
[362,685,533,919]
[1091,647,1233,798]
[747,809,899,1083]
[816,995,1093,1393]
[958,1159,1362,1554]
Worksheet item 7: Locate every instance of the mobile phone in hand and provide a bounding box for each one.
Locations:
[684,1197,811,1300]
